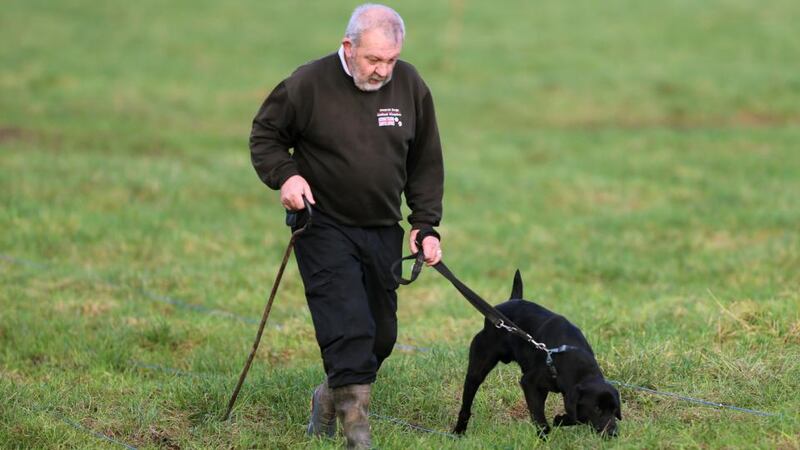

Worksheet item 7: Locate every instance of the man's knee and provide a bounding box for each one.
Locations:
[373,317,397,366]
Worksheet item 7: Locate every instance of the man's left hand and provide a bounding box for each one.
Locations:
[409,229,442,266]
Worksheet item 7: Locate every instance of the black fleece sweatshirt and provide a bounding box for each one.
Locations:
[250,52,443,229]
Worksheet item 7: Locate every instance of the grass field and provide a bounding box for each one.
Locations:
[2,0,799,448]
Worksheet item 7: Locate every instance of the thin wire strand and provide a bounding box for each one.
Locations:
[54,414,140,450]
[19,402,139,450]
[370,412,458,439]
[2,253,432,353]
[608,380,779,418]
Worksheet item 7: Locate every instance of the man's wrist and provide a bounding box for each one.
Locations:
[276,169,301,190]
[411,226,440,248]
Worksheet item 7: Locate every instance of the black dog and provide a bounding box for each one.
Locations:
[453,270,621,438]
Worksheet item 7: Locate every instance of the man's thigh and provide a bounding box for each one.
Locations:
[294,217,382,383]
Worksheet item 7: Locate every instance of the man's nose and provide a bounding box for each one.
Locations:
[375,64,389,78]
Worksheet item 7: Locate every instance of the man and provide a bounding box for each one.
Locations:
[250,4,444,448]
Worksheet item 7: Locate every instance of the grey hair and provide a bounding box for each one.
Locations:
[344,4,405,45]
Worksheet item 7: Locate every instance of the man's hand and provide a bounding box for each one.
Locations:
[280,175,316,210]
[409,229,442,266]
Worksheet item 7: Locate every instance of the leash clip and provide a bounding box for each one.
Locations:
[546,350,558,378]
[544,345,580,379]
[495,319,510,331]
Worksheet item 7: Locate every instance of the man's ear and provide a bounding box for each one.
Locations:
[342,38,354,58]
[565,383,584,418]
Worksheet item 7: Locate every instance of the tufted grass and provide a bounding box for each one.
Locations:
[2,0,799,448]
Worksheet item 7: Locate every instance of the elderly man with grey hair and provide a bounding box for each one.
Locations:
[250,3,445,448]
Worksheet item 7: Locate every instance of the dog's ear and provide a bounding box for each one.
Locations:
[565,383,584,418]
[599,389,622,420]
[509,269,523,299]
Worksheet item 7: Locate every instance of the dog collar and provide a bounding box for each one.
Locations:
[545,345,583,378]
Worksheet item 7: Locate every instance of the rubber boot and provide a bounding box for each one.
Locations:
[332,384,372,449]
[306,380,337,437]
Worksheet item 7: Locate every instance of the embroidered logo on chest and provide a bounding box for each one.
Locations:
[377,108,402,127]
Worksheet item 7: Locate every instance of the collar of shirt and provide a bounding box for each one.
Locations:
[338,45,352,77]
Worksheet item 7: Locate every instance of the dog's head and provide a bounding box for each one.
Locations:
[566,379,622,437]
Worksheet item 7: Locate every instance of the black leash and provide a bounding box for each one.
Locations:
[394,251,579,378]
[223,197,313,421]
[395,253,517,332]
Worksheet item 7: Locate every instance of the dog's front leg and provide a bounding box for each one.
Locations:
[520,373,550,438]
[553,413,578,427]
[554,393,579,427]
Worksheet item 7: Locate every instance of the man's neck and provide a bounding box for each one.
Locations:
[337,45,352,77]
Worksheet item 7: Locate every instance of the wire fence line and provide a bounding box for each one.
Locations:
[129,360,781,419]
[607,380,780,418]
[3,252,785,449]
[17,400,139,450]
[1,253,431,352]
[55,414,139,450]
[15,358,783,450]
[129,361,459,438]
[2,253,263,325]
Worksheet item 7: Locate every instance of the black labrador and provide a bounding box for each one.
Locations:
[453,270,621,438]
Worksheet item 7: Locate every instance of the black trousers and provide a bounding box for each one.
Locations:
[293,210,403,388]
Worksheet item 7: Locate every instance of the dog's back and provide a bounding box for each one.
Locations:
[491,275,595,364]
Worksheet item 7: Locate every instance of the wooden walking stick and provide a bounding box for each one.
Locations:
[223,198,312,421]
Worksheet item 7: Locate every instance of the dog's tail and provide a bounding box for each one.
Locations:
[509,269,523,299]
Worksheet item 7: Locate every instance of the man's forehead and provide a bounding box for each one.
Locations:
[355,28,402,58]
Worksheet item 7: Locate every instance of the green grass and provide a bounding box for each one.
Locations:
[2,0,799,448]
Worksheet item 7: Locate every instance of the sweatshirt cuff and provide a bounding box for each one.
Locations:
[273,165,300,190]
[410,222,434,231]
[411,226,440,248]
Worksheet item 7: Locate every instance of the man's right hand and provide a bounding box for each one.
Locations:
[280,175,316,210]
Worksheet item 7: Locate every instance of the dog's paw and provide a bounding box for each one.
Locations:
[553,413,577,427]
[452,425,467,436]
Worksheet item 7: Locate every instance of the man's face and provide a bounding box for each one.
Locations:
[343,28,402,92]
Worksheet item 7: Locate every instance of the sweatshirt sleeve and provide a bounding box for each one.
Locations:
[250,80,300,190]
[405,88,444,229]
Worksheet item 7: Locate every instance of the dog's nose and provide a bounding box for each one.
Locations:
[601,424,618,438]
[597,420,618,438]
